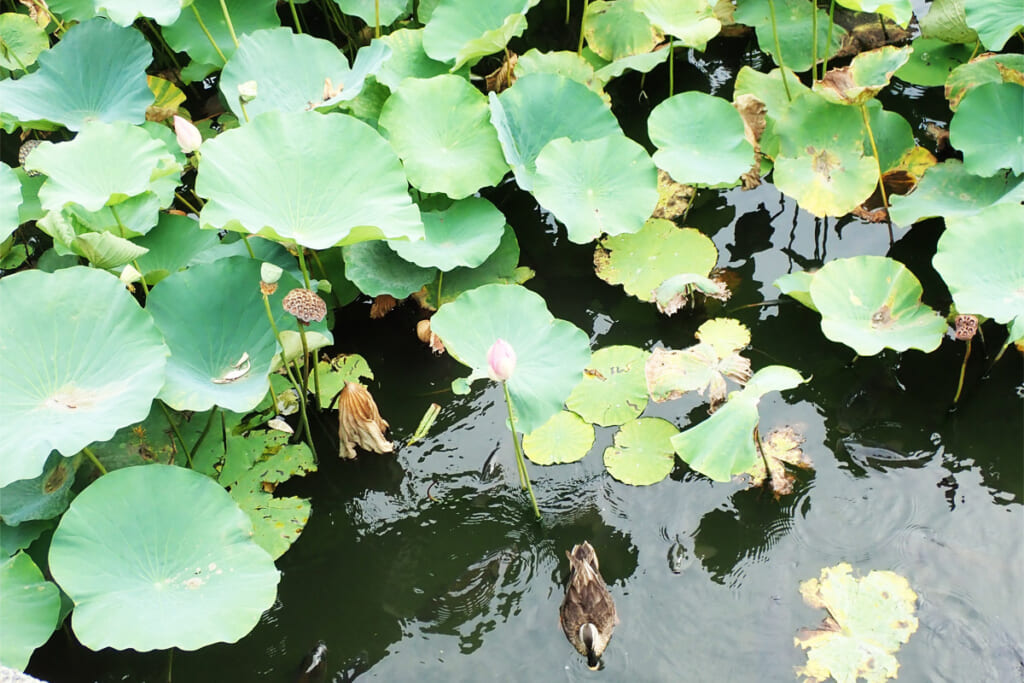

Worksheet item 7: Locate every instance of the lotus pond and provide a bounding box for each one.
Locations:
[1,0,1022,681]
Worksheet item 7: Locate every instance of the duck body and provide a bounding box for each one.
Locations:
[560,541,618,669]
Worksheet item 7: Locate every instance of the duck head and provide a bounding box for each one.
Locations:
[580,622,603,669]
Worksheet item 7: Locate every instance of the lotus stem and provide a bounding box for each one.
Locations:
[577,0,589,54]
[144,18,183,72]
[174,191,200,215]
[436,269,444,307]
[501,380,541,519]
[239,101,250,123]
[263,292,317,457]
[811,0,818,80]
[859,103,894,244]
[408,403,441,445]
[375,0,381,38]
[82,447,108,476]
[158,401,192,466]
[218,0,239,48]
[189,405,219,463]
[190,4,227,64]
[953,338,972,404]
[288,0,303,33]
[241,234,255,258]
[668,37,675,96]
[565,0,570,23]
[823,0,836,75]
[294,246,323,409]
[766,0,792,101]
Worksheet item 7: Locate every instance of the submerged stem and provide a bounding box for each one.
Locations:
[859,103,894,244]
[190,405,220,463]
[501,380,541,519]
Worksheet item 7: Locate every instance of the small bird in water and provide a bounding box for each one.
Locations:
[560,541,618,669]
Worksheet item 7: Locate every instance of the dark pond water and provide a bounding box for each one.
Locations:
[29,5,1023,682]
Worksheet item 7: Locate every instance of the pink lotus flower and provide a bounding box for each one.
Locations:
[173,115,202,154]
[487,338,516,381]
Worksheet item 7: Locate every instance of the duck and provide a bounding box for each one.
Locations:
[560,541,618,669]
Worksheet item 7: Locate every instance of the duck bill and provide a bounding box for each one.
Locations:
[586,649,600,670]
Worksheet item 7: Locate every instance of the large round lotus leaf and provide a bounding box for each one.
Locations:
[388,197,505,270]
[814,46,911,106]
[604,417,678,486]
[533,135,658,244]
[430,284,591,434]
[342,240,436,297]
[964,0,1024,50]
[773,92,877,217]
[583,0,662,61]
[48,464,280,651]
[934,203,1024,326]
[594,219,718,302]
[566,345,650,426]
[25,121,179,213]
[834,0,912,26]
[734,0,845,73]
[514,49,603,97]
[335,0,411,25]
[0,163,19,242]
[0,552,60,670]
[0,12,48,71]
[635,0,721,50]
[418,225,533,309]
[379,75,509,199]
[197,110,423,249]
[0,18,153,132]
[0,452,76,525]
[649,92,754,187]
[895,37,972,87]
[377,29,458,89]
[96,0,184,26]
[488,73,621,191]
[147,257,318,412]
[862,100,915,173]
[422,0,540,70]
[0,267,168,488]
[163,0,279,70]
[889,161,1024,226]
[945,54,1024,111]
[949,82,1024,177]
[523,410,595,465]
[809,256,946,356]
[134,213,222,284]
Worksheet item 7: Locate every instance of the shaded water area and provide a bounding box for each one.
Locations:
[30,9,1023,683]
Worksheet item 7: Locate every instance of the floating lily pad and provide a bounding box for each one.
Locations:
[566,345,650,426]
[949,82,1024,177]
[774,270,818,311]
[594,218,718,302]
[389,197,505,270]
[889,161,1024,226]
[523,410,595,465]
[603,417,678,485]
[0,452,76,525]
[635,0,721,50]
[343,239,436,298]
[379,75,509,199]
[533,135,658,243]
[584,0,662,61]
[430,284,591,434]
[895,37,973,87]
[815,46,912,106]
[796,563,918,683]
[0,12,48,71]
[197,110,423,249]
[335,0,411,25]
[0,18,153,132]
[963,0,1024,50]
[162,0,279,73]
[740,426,812,496]
[488,72,621,190]
[376,29,459,89]
[48,464,279,651]
[834,0,912,26]
[734,0,845,73]
[808,256,946,355]
[0,552,60,670]
[0,267,169,487]
[422,0,540,70]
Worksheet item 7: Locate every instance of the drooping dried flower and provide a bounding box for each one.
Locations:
[282,288,327,324]
[337,382,393,459]
[486,338,516,381]
[416,319,445,354]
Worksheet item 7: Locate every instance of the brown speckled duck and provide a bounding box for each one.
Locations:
[560,541,618,669]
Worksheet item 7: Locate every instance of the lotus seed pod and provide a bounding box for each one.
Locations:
[954,314,978,341]
[19,139,42,175]
[260,281,278,296]
[282,288,327,324]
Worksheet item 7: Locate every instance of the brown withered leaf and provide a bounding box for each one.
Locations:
[416,319,445,354]
[733,94,766,189]
[371,294,398,319]
[337,382,393,459]
[740,426,812,497]
[486,51,518,93]
[651,169,695,221]
[19,0,51,27]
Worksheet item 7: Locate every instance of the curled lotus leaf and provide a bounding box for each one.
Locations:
[0,452,76,525]
[645,343,751,408]
[523,410,595,465]
[963,0,1024,51]
[388,197,506,271]
[834,0,912,27]
[814,46,912,106]
[0,12,48,71]
[889,161,1024,227]
[774,270,818,311]
[0,552,61,670]
[422,0,541,70]
[96,0,184,26]
[377,29,459,90]
[635,0,721,51]
[343,239,436,298]
[0,162,20,242]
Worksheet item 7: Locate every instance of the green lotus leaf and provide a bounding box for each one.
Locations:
[0,452,76,526]
[862,100,915,173]
[335,0,411,25]
[377,29,460,90]
[35,206,151,269]
[96,0,184,26]
[594,218,718,302]
[814,46,912,106]
[430,284,591,434]
[649,91,755,187]
[306,353,374,407]
[0,267,169,487]
[15,168,44,225]
[698,318,750,356]
[46,0,95,22]
[963,0,1024,50]
[733,66,808,159]
[734,0,845,73]
[38,190,166,246]
[584,0,662,61]
[651,271,725,315]
[82,399,196,472]
[949,82,1024,177]
[514,49,603,97]
[197,110,423,249]
[26,121,179,213]
[523,410,595,465]
[945,54,1024,111]
[934,203,1024,326]
[379,75,509,199]
[742,364,804,396]
[422,0,540,70]
[773,92,877,217]
[418,225,533,309]
[343,239,436,297]
[565,345,650,427]
[533,135,658,244]
[809,256,946,355]
[889,161,1024,226]
[0,12,48,71]
[488,72,621,190]
[603,417,677,486]
[834,0,912,27]
[774,270,818,311]
[590,45,670,83]
[148,257,327,412]
[0,163,19,242]
[134,213,222,284]
[918,0,978,44]
[162,0,279,72]
[796,563,918,683]
[635,0,721,50]
[48,464,279,651]
[0,552,60,670]
[894,37,972,87]
[389,197,505,270]
[0,18,153,132]
[1,520,53,557]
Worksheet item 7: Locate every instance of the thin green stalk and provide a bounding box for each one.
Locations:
[375,0,381,38]
[294,246,323,409]
[144,17,183,72]
[175,191,200,215]
[577,0,589,54]
[766,0,792,101]
[263,293,317,458]
[191,3,228,64]
[501,381,541,519]
[310,250,329,280]
[859,103,894,244]
[294,244,313,289]
[158,401,192,466]
[811,0,818,80]
[218,0,240,47]
[668,37,675,96]
[111,205,150,296]
[82,447,108,475]
[288,0,303,33]
[436,270,444,307]
[190,406,219,462]
[566,0,570,23]
[241,234,256,258]
[823,0,836,75]
[239,100,250,123]
[953,338,972,404]
[0,38,29,72]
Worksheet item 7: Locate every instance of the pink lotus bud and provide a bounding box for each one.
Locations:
[173,115,202,153]
[487,338,516,381]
